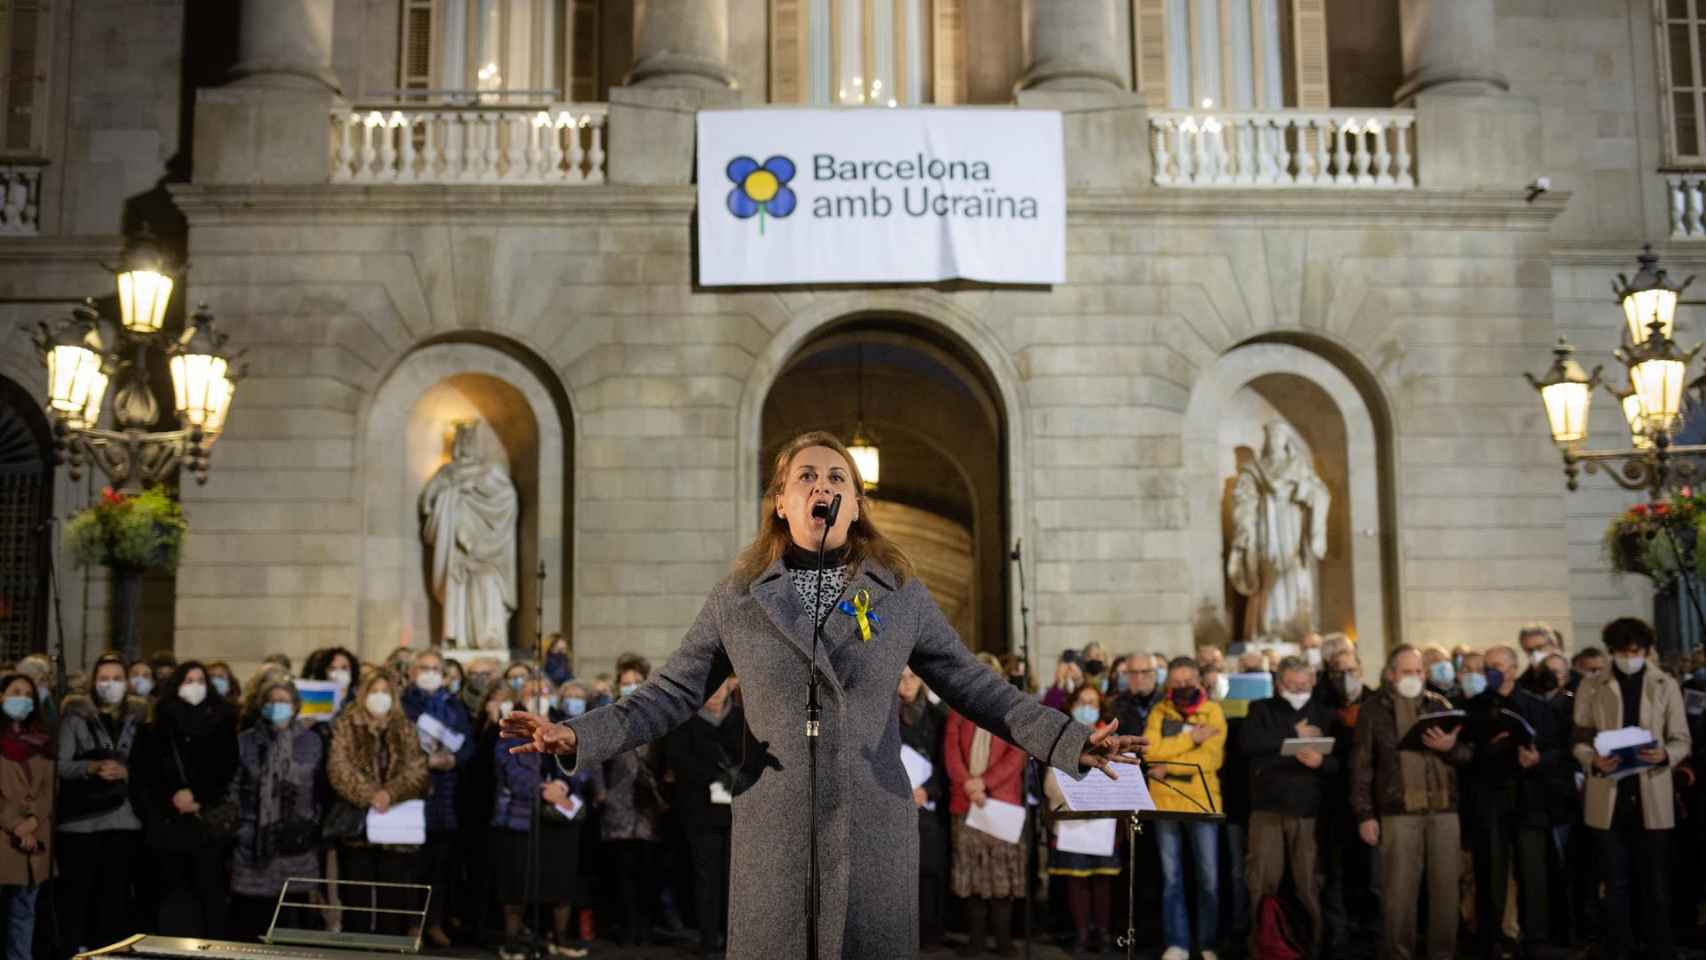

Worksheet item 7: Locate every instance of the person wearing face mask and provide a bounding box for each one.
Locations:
[1571,618,1690,960]
[887,667,950,953]
[1240,656,1337,958]
[328,672,429,937]
[944,653,1031,958]
[400,650,474,948]
[1145,657,1227,960]
[1206,658,1253,943]
[1317,646,1379,952]
[205,660,242,717]
[301,646,361,713]
[544,633,575,687]
[1045,683,1123,956]
[1421,646,1457,700]
[1112,653,1165,738]
[14,655,55,735]
[228,680,325,942]
[1299,633,1325,671]
[1569,647,1606,694]
[492,677,600,960]
[1460,646,1563,960]
[1042,656,1083,712]
[1515,623,1560,697]
[55,655,147,954]
[127,660,156,699]
[1350,645,1471,960]
[595,653,683,948]
[131,662,240,938]
[0,674,50,960]
[663,675,758,958]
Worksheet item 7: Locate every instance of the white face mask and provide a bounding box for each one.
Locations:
[1281,690,1312,711]
[1210,675,1231,701]
[365,691,393,717]
[129,675,153,697]
[178,682,207,707]
[1614,654,1646,675]
[328,668,352,689]
[1530,649,1549,668]
[414,670,442,693]
[1395,676,1425,699]
[96,680,126,705]
[1341,673,1362,700]
[1304,648,1323,668]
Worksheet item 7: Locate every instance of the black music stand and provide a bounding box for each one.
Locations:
[265,877,433,954]
[1048,766,1224,960]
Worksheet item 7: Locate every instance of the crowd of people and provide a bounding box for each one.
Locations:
[0,616,1694,960]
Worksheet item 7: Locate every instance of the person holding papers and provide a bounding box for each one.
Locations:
[895,666,950,954]
[1570,618,1690,960]
[401,649,474,948]
[228,679,324,941]
[494,677,595,960]
[1462,645,1565,959]
[1240,655,1337,958]
[663,675,755,958]
[328,671,429,937]
[946,653,1029,958]
[1350,645,1471,960]
[1144,656,1227,960]
[1046,683,1122,956]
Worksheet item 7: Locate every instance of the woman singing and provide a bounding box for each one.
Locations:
[502,431,1144,958]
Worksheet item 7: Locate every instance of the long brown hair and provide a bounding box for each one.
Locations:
[733,430,914,587]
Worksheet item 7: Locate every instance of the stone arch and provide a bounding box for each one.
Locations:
[0,373,52,660]
[1181,335,1399,678]
[356,335,574,660]
[739,296,1030,652]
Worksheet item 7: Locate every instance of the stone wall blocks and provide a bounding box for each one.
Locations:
[183,500,358,534]
[577,437,733,469]
[176,564,357,598]
[179,595,354,630]
[182,534,356,566]
[1400,527,1568,560]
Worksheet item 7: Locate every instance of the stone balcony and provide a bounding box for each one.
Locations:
[329,103,608,184]
[1150,109,1417,190]
[0,160,45,233]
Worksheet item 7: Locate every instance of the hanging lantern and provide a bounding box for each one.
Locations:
[848,425,880,490]
[1524,338,1601,448]
[1615,244,1692,346]
[114,231,176,335]
[33,306,107,421]
[168,306,235,430]
[1619,328,1699,436]
[1608,381,1652,450]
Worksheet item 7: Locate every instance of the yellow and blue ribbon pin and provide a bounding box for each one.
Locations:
[837,589,880,642]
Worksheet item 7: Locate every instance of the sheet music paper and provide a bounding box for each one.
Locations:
[1594,726,1655,755]
[1050,763,1155,813]
[965,798,1027,844]
[1280,737,1336,757]
[900,745,933,789]
[553,794,584,820]
[366,799,426,844]
[1055,817,1117,857]
[414,713,465,754]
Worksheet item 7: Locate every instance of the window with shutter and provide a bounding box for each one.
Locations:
[770,0,946,105]
[1289,0,1329,109]
[1660,0,1706,165]
[1147,0,1328,110]
[1132,0,1170,104]
[400,0,436,94]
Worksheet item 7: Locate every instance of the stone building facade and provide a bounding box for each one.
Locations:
[0,0,1688,679]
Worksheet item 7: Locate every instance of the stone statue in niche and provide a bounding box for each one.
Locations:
[420,421,519,649]
[1226,420,1331,643]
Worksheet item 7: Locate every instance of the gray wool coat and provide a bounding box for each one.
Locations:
[564,556,1092,959]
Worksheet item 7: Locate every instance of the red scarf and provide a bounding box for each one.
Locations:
[0,725,47,763]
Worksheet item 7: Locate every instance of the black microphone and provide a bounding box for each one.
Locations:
[811,493,842,526]
[1009,538,1022,561]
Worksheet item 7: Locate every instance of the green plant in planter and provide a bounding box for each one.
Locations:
[64,486,186,572]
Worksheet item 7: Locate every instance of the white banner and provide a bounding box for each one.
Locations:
[696,109,1066,286]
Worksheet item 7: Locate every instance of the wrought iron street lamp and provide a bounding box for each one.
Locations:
[27,236,241,489]
[1527,245,1706,498]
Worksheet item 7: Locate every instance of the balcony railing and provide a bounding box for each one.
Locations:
[1150,110,1416,190]
[329,104,607,185]
[1667,172,1706,239]
[0,161,43,234]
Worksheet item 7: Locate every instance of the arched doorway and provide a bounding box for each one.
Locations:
[0,375,51,661]
[759,315,1009,652]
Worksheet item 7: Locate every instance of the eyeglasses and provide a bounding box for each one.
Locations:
[1124,669,1156,676]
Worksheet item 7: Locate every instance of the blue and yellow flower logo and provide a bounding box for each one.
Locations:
[726,155,797,235]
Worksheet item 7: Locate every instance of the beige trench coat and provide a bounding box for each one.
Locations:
[1571,664,1690,830]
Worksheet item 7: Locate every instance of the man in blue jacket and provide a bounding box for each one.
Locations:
[402,649,475,946]
[1241,655,1339,957]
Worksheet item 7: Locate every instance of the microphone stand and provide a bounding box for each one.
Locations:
[805,494,840,960]
[1011,539,1038,960]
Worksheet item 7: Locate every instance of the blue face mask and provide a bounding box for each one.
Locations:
[212,676,230,697]
[508,676,526,692]
[565,697,587,717]
[1071,704,1101,726]
[1428,661,1455,688]
[448,678,462,694]
[2,697,32,721]
[261,702,294,728]
[619,683,639,699]
[1115,672,1130,693]
[1483,668,1504,694]
[1460,672,1489,698]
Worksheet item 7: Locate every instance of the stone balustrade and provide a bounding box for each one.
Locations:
[329,104,608,184]
[0,162,43,234]
[1150,109,1417,189]
[1667,172,1706,239]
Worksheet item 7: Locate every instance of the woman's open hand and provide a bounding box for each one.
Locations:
[1078,721,1147,779]
[502,710,578,756]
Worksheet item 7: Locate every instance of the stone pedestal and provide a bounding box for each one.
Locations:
[1397,0,1537,191]
[193,0,340,186]
[609,0,739,186]
[1016,0,1147,191]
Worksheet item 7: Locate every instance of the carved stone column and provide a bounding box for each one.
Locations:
[609,0,741,185]
[1395,0,1507,102]
[1014,0,1148,190]
[630,0,737,89]
[229,0,339,91]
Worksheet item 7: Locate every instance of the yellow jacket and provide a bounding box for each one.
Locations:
[1143,696,1226,815]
